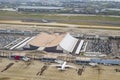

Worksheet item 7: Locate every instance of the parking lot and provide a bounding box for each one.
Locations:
[0,34,20,49]
[86,39,112,54]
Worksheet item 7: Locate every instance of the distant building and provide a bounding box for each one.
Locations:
[106,8,120,11]
[17,6,64,12]
[0,8,16,11]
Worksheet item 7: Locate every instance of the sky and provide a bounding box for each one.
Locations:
[91,0,120,1]
[0,0,120,2]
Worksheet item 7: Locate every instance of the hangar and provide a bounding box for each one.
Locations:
[16,33,85,55]
[23,33,65,53]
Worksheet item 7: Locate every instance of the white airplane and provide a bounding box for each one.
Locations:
[50,61,77,71]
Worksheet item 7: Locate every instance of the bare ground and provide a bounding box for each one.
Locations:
[0,23,120,36]
[0,58,120,80]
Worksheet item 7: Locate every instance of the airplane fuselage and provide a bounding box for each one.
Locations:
[61,61,67,70]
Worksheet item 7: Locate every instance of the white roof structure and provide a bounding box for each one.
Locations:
[75,40,84,54]
[59,33,78,52]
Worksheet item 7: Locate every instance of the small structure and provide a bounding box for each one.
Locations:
[91,58,120,65]
[10,52,27,60]
[75,57,91,65]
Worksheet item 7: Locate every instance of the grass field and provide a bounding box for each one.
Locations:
[0,58,120,80]
[0,11,120,26]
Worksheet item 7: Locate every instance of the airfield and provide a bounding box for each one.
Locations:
[0,28,119,80]
[0,12,120,80]
[0,58,120,80]
[0,20,120,30]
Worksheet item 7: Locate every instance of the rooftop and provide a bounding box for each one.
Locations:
[28,33,65,47]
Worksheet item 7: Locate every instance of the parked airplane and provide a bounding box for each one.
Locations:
[50,61,77,71]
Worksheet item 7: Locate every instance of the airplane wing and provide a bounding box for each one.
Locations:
[64,65,77,69]
[49,64,62,68]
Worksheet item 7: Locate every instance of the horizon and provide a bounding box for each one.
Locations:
[0,0,120,2]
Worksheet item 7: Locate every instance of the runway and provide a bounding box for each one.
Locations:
[0,20,120,30]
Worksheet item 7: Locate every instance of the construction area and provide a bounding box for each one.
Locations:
[0,58,120,80]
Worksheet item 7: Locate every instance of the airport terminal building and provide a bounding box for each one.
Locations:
[22,33,86,55]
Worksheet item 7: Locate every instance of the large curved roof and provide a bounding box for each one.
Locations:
[28,33,65,47]
[59,33,78,52]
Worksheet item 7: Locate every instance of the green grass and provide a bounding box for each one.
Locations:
[0,11,120,26]
[0,11,120,21]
